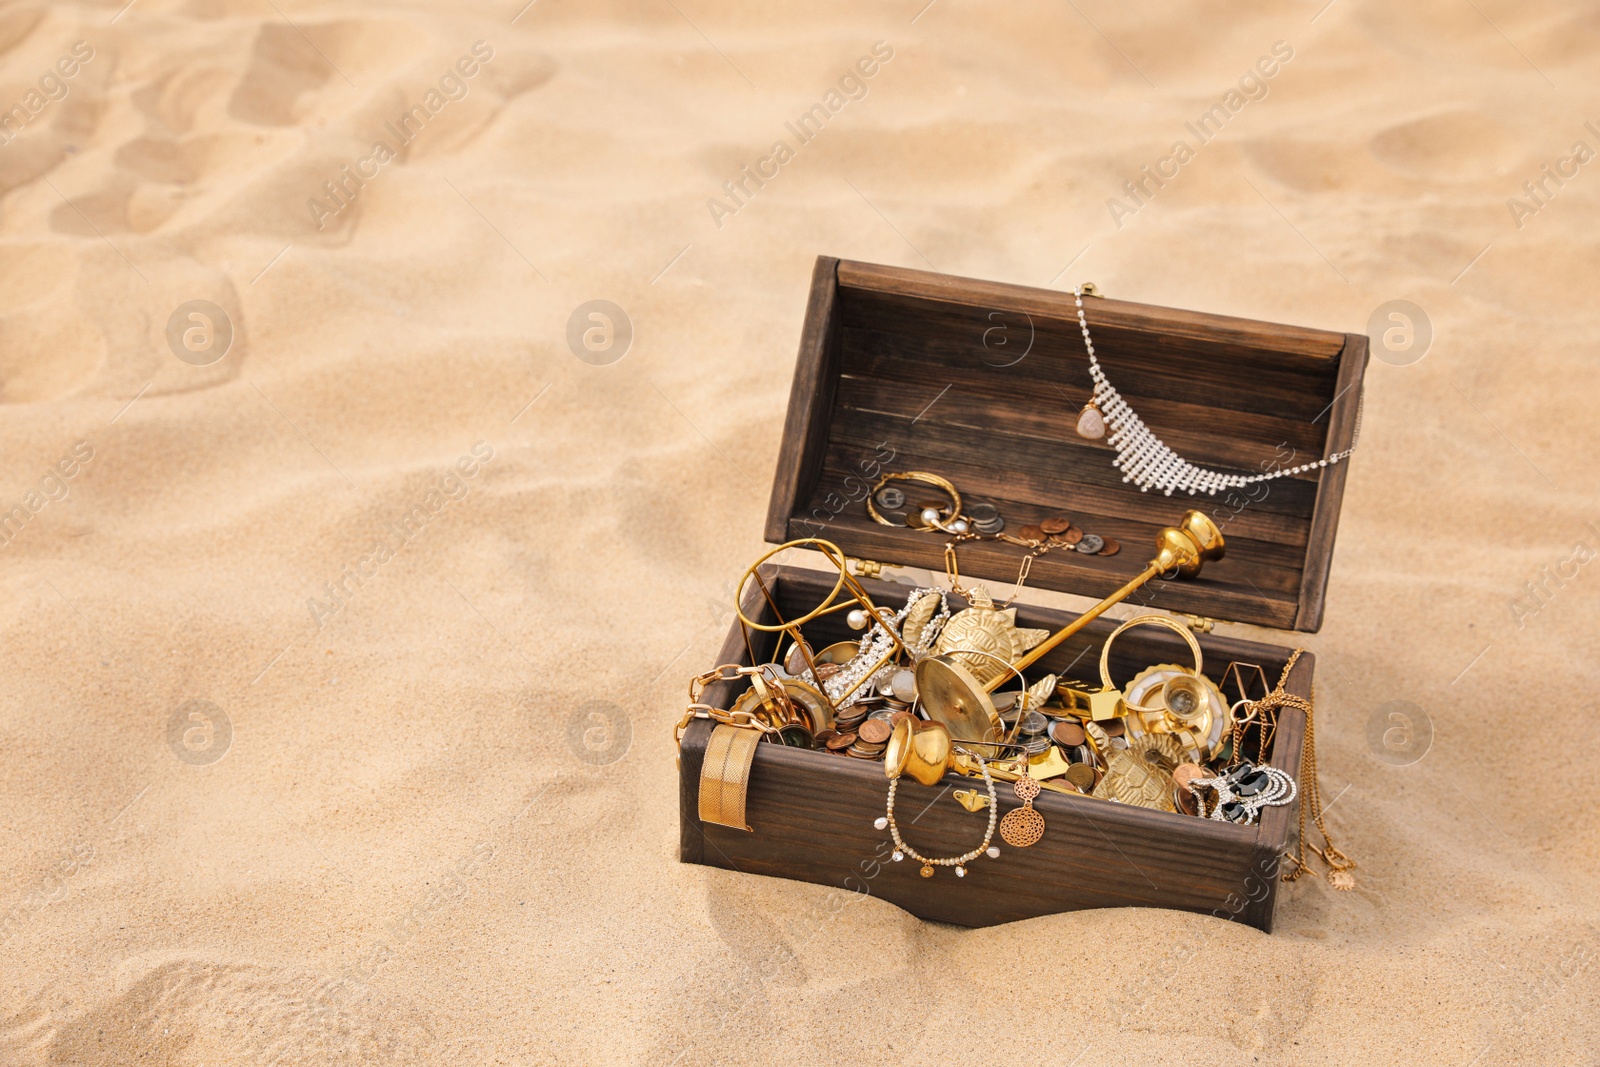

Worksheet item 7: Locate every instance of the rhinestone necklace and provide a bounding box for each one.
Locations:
[1071,286,1362,496]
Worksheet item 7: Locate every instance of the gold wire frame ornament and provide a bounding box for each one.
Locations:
[733,538,912,708]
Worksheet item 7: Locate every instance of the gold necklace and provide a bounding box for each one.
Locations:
[1252,649,1357,890]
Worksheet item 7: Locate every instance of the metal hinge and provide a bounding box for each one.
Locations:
[1184,614,1215,634]
[1081,282,1103,297]
[849,558,892,579]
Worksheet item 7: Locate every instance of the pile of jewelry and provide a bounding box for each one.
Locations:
[679,488,1355,887]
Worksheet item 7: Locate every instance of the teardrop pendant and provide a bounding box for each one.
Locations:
[1075,401,1105,440]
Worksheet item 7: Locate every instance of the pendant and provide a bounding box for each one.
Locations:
[999,774,1046,847]
[1328,869,1356,891]
[1075,401,1105,440]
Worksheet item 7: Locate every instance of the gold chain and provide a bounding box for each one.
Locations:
[943,530,1055,608]
[675,664,787,746]
[1244,648,1356,885]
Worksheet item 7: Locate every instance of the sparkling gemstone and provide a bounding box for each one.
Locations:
[874,816,888,830]
[955,866,967,878]
[891,850,903,862]
[1075,405,1106,439]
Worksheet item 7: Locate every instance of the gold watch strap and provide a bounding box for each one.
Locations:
[698,723,761,831]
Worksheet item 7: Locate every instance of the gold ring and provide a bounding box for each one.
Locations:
[1098,614,1204,711]
[867,471,963,532]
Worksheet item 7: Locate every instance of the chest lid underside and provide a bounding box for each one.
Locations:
[764,257,1368,632]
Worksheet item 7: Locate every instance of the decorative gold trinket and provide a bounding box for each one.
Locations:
[952,788,993,812]
[933,586,1049,685]
[1094,744,1178,812]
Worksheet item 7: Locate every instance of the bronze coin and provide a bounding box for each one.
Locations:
[1065,763,1096,791]
[825,732,856,751]
[1019,524,1045,542]
[1052,721,1086,747]
[1059,525,1084,545]
[890,710,913,726]
[1101,717,1125,737]
[1173,763,1207,794]
[1175,787,1199,816]
[858,719,892,744]
[1040,515,1071,535]
[1097,537,1120,556]
[814,729,838,745]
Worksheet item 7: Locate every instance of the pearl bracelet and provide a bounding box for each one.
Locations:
[875,751,1001,879]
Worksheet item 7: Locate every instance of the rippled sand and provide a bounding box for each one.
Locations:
[2,1,1597,1064]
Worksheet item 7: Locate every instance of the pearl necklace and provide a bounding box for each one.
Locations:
[1072,287,1361,496]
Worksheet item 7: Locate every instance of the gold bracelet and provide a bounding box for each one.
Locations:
[1098,614,1204,715]
[866,471,963,532]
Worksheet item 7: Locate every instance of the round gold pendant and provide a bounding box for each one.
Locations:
[999,805,1045,848]
[920,864,935,878]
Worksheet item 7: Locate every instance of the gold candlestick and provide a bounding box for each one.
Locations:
[915,510,1224,740]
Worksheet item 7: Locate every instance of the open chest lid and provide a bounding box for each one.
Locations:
[764,257,1368,632]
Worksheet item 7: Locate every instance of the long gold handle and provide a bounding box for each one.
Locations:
[986,561,1162,690]
[980,509,1225,693]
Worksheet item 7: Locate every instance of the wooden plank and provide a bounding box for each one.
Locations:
[833,355,1334,471]
[1294,332,1369,632]
[804,460,1315,567]
[765,256,843,543]
[837,259,1347,361]
[821,409,1323,530]
[838,307,1340,423]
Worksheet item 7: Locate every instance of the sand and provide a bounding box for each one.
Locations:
[2,0,1598,1063]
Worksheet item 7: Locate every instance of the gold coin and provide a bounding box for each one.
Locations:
[1065,763,1096,791]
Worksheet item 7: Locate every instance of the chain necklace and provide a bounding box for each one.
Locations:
[1072,286,1362,496]
[1242,648,1357,890]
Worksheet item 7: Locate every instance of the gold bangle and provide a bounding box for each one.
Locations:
[867,471,962,531]
[1098,614,1204,713]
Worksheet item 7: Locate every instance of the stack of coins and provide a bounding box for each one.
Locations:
[847,718,892,759]
[1018,710,1052,754]
[833,702,870,738]
[968,503,1004,535]
[993,691,1022,727]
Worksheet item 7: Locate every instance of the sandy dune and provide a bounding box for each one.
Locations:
[2,0,1598,1064]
